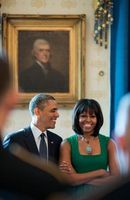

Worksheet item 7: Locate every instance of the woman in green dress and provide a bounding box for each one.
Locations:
[59,99,120,188]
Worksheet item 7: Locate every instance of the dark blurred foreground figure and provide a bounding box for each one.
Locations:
[0,53,69,199]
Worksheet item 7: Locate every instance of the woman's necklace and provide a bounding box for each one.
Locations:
[82,136,93,154]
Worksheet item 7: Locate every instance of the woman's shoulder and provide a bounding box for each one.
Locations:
[67,134,78,143]
[99,133,110,142]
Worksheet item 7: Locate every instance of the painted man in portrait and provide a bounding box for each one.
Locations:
[19,39,67,93]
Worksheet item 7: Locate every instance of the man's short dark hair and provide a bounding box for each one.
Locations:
[72,99,104,137]
[0,53,12,98]
[29,93,56,115]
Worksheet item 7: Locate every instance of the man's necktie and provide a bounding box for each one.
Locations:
[39,133,47,160]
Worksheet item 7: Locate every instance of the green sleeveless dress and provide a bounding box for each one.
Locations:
[67,134,110,197]
[67,134,110,173]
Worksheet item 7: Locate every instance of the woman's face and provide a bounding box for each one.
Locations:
[79,110,97,135]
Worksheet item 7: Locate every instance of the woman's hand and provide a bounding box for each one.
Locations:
[59,161,75,174]
[98,169,110,177]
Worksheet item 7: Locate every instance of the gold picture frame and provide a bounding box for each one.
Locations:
[2,14,86,107]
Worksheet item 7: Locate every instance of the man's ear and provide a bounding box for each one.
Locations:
[34,107,40,116]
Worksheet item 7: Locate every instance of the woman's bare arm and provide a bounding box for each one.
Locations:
[108,139,120,175]
[59,140,109,185]
[88,139,120,186]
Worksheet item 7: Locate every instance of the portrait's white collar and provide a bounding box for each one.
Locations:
[36,60,48,74]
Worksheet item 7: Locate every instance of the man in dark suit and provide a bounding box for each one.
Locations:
[3,93,62,164]
[0,54,69,199]
[19,38,68,93]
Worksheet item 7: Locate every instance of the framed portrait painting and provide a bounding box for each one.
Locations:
[2,14,86,106]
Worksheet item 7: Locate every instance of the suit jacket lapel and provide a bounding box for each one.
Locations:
[24,127,39,155]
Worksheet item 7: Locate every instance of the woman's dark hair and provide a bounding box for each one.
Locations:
[72,99,104,136]
[0,53,12,98]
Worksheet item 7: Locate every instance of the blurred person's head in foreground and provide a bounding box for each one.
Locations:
[114,93,130,175]
[0,52,17,134]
